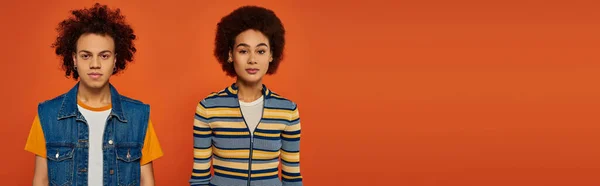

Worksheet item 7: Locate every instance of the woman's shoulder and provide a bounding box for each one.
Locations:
[198,87,237,108]
[266,91,298,111]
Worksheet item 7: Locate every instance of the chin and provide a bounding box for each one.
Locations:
[239,76,263,84]
[80,80,109,89]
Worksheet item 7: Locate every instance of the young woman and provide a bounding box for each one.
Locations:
[190,6,303,186]
[25,3,163,186]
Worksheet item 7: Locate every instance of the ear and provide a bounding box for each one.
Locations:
[269,51,273,63]
[113,53,117,65]
[228,50,233,63]
[72,53,77,66]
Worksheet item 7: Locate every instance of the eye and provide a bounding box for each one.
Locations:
[101,54,110,59]
[258,50,266,54]
[81,54,90,60]
[238,50,248,54]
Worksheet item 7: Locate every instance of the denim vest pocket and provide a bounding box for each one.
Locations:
[46,143,75,186]
[115,143,142,186]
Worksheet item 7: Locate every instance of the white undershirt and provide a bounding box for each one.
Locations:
[239,96,264,136]
[78,104,111,186]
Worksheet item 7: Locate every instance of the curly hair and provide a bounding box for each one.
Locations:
[52,3,136,80]
[214,6,286,77]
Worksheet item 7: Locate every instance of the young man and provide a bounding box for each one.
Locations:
[190,6,303,186]
[25,3,163,186]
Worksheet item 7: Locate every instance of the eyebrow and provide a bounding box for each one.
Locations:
[78,50,113,54]
[235,43,269,48]
[256,43,268,48]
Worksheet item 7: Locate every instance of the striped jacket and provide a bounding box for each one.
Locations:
[190,84,303,186]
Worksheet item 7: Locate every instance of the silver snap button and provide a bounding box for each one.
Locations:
[108,140,113,145]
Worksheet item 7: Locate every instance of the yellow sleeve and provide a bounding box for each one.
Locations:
[140,119,163,165]
[24,115,46,158]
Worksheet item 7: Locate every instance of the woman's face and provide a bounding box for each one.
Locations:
[230,29,273,84]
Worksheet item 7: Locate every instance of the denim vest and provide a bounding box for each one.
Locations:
[38,83,149,186]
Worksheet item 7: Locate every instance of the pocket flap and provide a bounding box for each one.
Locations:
[46,143,75,161]
[116,143,142,162]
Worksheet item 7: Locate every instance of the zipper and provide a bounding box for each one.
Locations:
[248,136,254,186]
[239,96,266,186]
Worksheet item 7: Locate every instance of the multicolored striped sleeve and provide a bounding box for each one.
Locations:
[281,105,303,186]
[190,100,213,185]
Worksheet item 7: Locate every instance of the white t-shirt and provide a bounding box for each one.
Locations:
[78,103,111,186]
[239,96,264,136]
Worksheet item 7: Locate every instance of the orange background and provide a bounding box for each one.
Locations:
[1,0,600,185]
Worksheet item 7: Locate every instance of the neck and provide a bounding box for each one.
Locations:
[236,79,263,102]
[77,82,111,108]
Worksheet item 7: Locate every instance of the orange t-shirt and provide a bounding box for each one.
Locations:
[24,102,163,165]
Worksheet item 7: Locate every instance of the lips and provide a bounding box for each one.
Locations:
[88,73,103,79]
[246,68,259,74]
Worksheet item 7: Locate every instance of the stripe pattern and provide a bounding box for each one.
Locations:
[190,84,302,186]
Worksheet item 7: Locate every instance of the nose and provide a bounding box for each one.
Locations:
[247,53,258,64]
[90,56,101,69]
